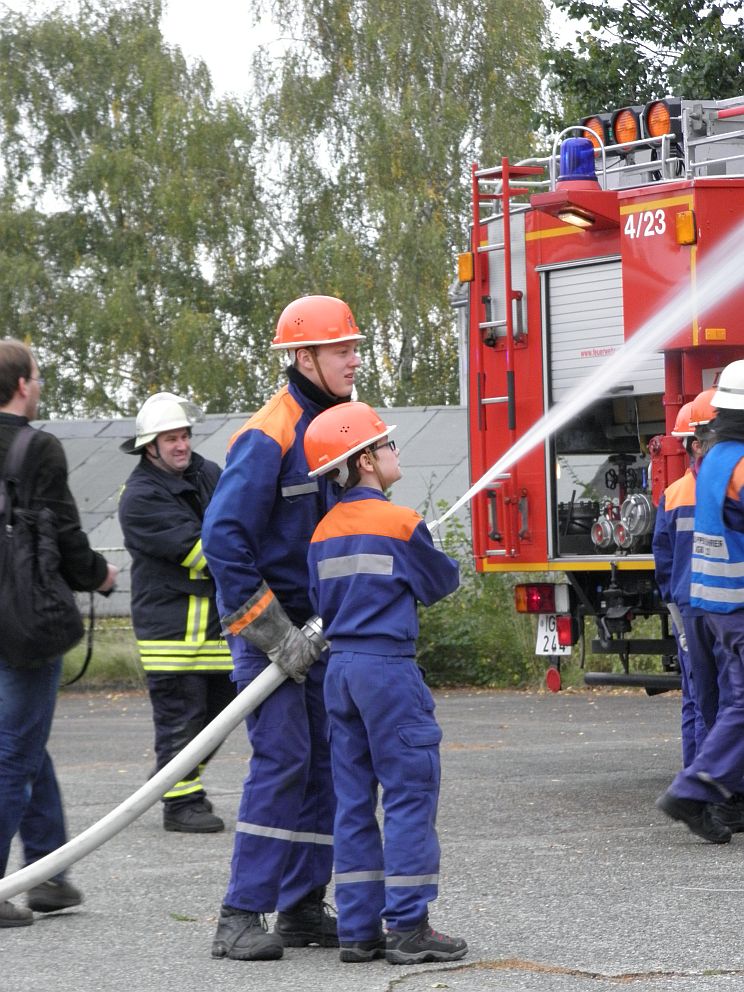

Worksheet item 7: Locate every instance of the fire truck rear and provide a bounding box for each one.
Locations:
[456,96,744,692]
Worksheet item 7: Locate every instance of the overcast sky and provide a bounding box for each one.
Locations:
[162,1,579,98]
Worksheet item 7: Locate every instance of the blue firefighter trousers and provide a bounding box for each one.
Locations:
[324,643,442,942]
[675,632,703,767]
[671,611,744,802]
[0,657,67,879]
[683,612,732,739]
[224,636,335,913]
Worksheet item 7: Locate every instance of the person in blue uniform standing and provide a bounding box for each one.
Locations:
[652,401,705,766]
[202,295,363,961]
[656,361,744,843]
[304,401,467,966]
[652,391,728,766]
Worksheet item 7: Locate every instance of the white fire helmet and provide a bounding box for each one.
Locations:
[712,361,744,411]
[120,392,205,454]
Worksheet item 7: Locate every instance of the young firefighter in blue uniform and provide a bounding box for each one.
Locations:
[118,393,233,833]
[652,401,704,766]
[202,296,363,961]
[304,402,467,966]
[657,361,744,843]
[652,391,729,768]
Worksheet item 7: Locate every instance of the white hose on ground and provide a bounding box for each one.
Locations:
[0,662,286,902]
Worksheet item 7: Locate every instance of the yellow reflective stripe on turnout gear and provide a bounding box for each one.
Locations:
[137,639,233,672]
[186,594,209,643]
[181,538,208,572]
[235,821,334,846]
[163,775,204,801]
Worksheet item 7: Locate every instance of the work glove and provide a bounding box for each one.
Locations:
[224,581,322,683]
[665,602,688,654]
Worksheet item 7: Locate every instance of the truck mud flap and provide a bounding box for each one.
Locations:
[583,671,682,695]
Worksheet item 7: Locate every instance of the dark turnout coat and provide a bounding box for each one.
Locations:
[118,452,232,673]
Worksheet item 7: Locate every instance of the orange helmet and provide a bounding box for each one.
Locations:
[271,295,365,350]
[304,402,396,478]
[689,387,718,427]
[670,401,694,438]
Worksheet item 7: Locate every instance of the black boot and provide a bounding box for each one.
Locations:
[274,886,338,947]
[163,800,224,833]
[212,906,284,960]
[711,793,744,833]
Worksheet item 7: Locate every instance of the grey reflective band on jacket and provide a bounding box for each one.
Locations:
[317,553,394,580]
[385,873,439,887]
[690,583,744,604]
[692,558,744,578]
[281,481,319,497]
[334,869,386,884]
[235,820,333,846]
[675,517,695,531]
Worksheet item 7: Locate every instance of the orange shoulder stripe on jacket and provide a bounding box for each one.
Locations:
[227,386,303,457]
[663,469,695,511]
[727,458,744,500]
[311,499,422,543]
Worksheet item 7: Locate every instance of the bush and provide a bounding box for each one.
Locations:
[417,509,539,687]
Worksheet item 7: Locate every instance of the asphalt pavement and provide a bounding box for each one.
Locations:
[4,686,744,992]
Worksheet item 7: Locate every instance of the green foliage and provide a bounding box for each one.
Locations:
[543,0,744,133]
[0,0,268,416]
[252,0,547,407]
[416,507,539,687]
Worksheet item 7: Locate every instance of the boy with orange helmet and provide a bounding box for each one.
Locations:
[304,402,467,966]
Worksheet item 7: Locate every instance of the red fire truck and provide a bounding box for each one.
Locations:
[457,95,744,692]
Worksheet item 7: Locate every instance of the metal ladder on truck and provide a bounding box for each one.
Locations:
[468,159,542,559]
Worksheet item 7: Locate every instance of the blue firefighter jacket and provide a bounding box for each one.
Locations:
[307,487,460,647]
[652,465,697,613]
[202,382,338,633]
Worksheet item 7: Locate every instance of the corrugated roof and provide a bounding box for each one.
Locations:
[39,405,470,615]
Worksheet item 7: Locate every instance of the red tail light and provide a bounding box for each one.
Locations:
[515,583,556,613]
[556,616,577,646]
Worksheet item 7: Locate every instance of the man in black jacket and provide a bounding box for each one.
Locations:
[0,339,118,928]
[118,393,233,834]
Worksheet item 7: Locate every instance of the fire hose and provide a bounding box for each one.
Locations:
[0,615,325,903]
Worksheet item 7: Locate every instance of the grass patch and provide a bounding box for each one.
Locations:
[61,616,144,690]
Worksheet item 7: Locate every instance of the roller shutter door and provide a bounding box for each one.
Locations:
[547,260,664,402]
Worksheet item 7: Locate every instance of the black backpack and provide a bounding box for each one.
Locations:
[0,426,84,667]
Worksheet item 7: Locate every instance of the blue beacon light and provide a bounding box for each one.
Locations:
[558,137,597,183]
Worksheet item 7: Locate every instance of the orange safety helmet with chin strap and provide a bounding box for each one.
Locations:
[304,402,396,480]
[271,295,365,350]
[671,401,695,437]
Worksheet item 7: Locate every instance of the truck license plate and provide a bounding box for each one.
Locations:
[535,614,571,656]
